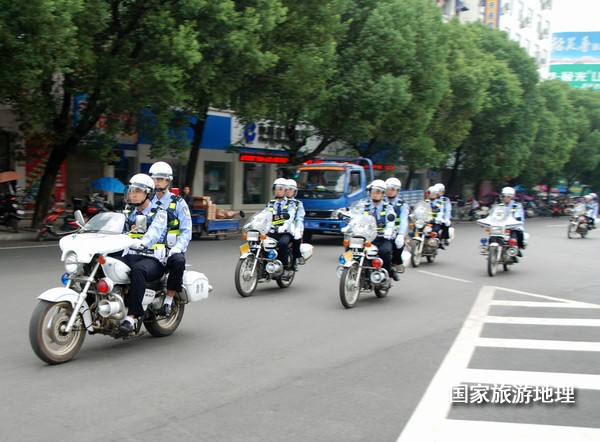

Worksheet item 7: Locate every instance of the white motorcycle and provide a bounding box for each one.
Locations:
[29,210,211,364]
[477,204,524,277]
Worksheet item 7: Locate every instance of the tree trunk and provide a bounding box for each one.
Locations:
[185,106,209,194]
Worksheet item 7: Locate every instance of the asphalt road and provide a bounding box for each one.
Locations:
[1,217,599,441]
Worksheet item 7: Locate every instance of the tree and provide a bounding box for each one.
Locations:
[1,0,204,225]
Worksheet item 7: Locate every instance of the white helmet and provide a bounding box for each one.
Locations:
[501,186,515,197]
[149,161,173,180]
[385,177,401,191]
[436,183,445,192]
[590,192,597,199]
[286,179,298,196]
[273,177,289,191]
[369,179,387,193]
[584,194,593,201]
[428,185,439,195]
[126,173,154,206]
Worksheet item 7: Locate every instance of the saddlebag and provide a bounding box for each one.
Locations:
[300,243,314,262]
[182,271,210,302]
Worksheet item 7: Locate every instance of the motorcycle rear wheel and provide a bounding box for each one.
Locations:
[487,246,498,277]
[144,296,185,337]
[235,256,258,297]
[374,283,389,298]
[276,270,295,288]
[29,300,86,365]
[340,265,360,309]
[410,241,422,268]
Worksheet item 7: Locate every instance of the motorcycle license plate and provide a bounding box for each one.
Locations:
[343,250,353,262]
[239,243,250,254]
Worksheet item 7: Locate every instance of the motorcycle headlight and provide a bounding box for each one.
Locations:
[349,237,365,249]
[415,220,425,229]
[246,231,260,242]
[64,251,80,274]
[490,226,503,234]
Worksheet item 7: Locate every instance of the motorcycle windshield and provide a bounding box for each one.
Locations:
[346,214,378,242]
[412,201,432,223]
[242,209,273,235]
[482,205,522,229]
[572,203,586,216]
[81,212,128,234]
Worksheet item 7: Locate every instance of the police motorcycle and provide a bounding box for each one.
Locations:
[337,203,394,309]
[567,203,591,239]
[477,204,523,276]
[235,209,313,297]
[407,201,442,267]
[29,210,211,364]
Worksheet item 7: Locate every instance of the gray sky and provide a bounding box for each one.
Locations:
[551,0,600,32]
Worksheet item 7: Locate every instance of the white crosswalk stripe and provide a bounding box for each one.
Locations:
[397,285,600,441]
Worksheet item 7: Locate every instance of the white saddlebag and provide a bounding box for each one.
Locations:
[300,243,314,262]
[182,271,210,302]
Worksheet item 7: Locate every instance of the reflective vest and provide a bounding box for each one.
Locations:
[123,207,164,250]
[426,198,443,215]
[267,199,289,226]
[160,194,182,236]
[390,198,406,228]
[363,202,390,231]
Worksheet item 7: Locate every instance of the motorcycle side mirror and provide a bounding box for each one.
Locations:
[74,210,85,227]
[134,214,147,233]
[166,233,177,248]
[239,210,246,219]
[387,213,396,222]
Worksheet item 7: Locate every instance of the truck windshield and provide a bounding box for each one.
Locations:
[296,169,345,198]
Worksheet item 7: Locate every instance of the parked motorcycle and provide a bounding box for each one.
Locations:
[477,204,523,276]
[408,201,445,267]
[37,204,81,240]
[234,209,313,297]
[29,210,211,364]
[0,177,25,232]
[567,203,591,239]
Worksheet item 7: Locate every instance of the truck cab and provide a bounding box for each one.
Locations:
[294,158,373,242]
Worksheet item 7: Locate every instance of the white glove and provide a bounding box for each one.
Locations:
[293,229,303,240]
[169,246,181,257]
[341,226,349,233]
[277,226,286,234]
[383,228,393,240]
[395,234,405,249]
[129,239,145,250]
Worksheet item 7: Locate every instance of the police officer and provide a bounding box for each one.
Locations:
[363,179,397,280]
[117,174,168,335]
[426,185,446,249]
[584,194,597,228]
[435,183,452,246]
[285,179,306,269]
[499,186,526,257]
[265,178,296,276]
[149,161,192,316]
[385,177,408,275]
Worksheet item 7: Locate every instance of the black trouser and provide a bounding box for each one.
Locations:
[391,243,404,265]
[373,237,393,273]
[165,252,185,292]
[116,254,164,318]
[268,231,292,268]
[509,230,524,248]
[292,238,302,261]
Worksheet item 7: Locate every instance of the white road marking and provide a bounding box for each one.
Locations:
[397,286,600,442]
[415,270,472,283]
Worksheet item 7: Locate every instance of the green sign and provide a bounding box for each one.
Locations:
[548,64,600,90]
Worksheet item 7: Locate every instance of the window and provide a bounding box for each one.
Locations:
[243,163,266,204]
[203,161,231,204]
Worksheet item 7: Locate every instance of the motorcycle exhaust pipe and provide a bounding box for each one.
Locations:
[370,269,388,284]
[98,299,125,319]
[265,260,284,276]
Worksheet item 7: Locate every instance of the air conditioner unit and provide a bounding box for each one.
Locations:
[502,3,510,14]
[520,17,530,28]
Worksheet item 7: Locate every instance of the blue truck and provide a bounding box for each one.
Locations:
[293,157,424,242]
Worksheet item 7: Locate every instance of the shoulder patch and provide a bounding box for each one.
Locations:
[156,211,168,224]
[183,206,190,216]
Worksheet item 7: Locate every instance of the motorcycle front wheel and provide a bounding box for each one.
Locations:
[29,300,86,365]
[235,256,258,297]
[410,240,422,268]
[144,296,185,337]
[340,265,361,309]
[487,245,498,277]
[567,223,577,239]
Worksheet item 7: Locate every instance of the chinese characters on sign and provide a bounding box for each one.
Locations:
[451,384,576,404]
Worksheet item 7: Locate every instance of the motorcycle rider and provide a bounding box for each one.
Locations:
[363,179,397,280]
[435,183,452,247]
[285,179,306,270]
[498,186,526,258]
[149,161,192,317]
[426,185,447,249]
[265,178,296,276]
[583,194,597,229]
[385,177,408,274]
[116,174,168,336]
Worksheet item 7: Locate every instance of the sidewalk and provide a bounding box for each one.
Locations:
[0,226,38,241]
